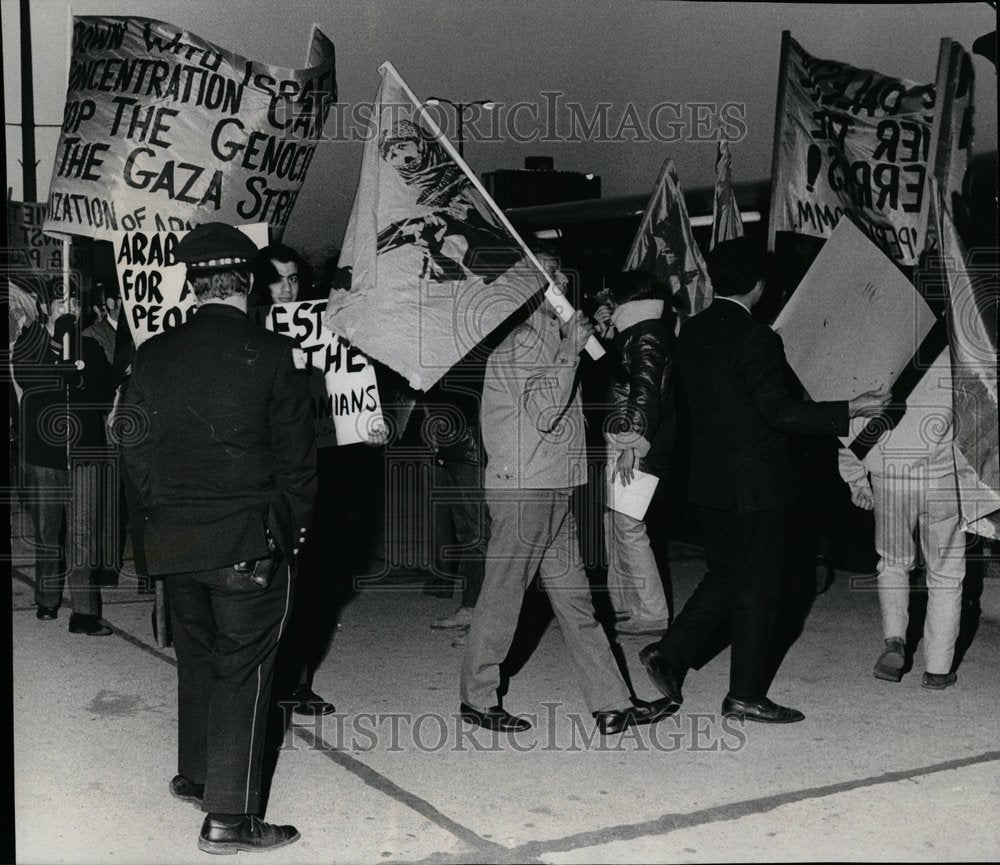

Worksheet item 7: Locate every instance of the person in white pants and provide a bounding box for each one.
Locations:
[839,350,966,689]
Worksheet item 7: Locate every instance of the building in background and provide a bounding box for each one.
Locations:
[484,157,601,209]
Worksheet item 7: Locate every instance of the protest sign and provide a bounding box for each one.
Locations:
[113,223,268,345]
[43,16,335,239]
[772,218,935,402]
[768,33,937,266]
[6,200,91,298]
[710,139,744,250]
[262,301,385,447]
[325,62,587,393]
[624,158,711,320]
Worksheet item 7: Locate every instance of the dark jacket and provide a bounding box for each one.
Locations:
[677,297,848,513]
[606,316,676,477]
[12,322,114,470]
[121,303,317,576]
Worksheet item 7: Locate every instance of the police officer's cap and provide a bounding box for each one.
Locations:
[174,223,259,271]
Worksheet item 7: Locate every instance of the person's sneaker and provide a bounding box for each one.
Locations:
[431,607,474,630]
[873,637,906,681]
[922,671,957,690]
[68,614,112,636]
[198,815,300,855]
[169,775,204,807]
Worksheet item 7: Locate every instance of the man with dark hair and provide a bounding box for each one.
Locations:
[122,222,316,854]
[640,236,890,724]
[250,243,307,306]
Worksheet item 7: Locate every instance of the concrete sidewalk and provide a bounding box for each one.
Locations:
[11,538,1000,863]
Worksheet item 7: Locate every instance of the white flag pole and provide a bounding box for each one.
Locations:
[379,61,604,361]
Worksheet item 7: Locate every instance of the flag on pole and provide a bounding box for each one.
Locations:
[324,63,581,391]
[710,139,744,250]
[767,33,936,267]
[624,159,711,319]
[932,181,999,540]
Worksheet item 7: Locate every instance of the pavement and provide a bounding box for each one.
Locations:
[10,519,1000,864]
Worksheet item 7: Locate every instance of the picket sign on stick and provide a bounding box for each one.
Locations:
[380,62,604,361]
[61,234,72,360]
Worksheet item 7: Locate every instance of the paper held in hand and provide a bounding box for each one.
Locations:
[606,466,660,521]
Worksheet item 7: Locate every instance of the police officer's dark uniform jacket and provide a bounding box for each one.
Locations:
[122,223,316,821]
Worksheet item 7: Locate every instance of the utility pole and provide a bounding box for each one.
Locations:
[20,0,38,202]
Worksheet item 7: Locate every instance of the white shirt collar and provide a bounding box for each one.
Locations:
[716,295,752,314]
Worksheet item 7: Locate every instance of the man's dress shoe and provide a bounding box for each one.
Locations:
[169,775,204,807]
[36,606,58,621]
[594,697,677,735]
[639,644,684,705]
[459,703,531,732]
[289,686,336,716]
[873,637,906,682]
[721,695,804,724]
[198,815,300,855]
[922,671,957,690]
[68,614,112,636]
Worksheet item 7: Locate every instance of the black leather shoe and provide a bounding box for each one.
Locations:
[594,697,677,735]
[289,686,336,716]
[922,671,957,690]
[68,614,112,636]
[36,606,58,621]
[639,644,684,705]
[722,695,804,724]
[198,815,300,855]
[460,703,532,732]
[169,775,204,807]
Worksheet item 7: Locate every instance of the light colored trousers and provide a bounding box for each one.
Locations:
[461,490,631,714]
[871,466,965,674]
[603,508,670,625]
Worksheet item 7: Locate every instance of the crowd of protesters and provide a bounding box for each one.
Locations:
[8,228,983,854]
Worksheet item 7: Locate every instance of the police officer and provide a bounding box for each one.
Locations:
[122,223,316,854]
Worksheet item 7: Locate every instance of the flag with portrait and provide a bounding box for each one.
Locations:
[324,63,546,391]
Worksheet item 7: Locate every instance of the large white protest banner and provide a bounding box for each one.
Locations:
[624,158,711,320]
[261,301,385,447]
[113,223,268,345]
[772,218,936,403]
[768,33,937,266]
[43,17,335,239]
[324,62,595,393]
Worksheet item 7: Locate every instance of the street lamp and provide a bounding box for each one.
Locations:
[424,97,495,160]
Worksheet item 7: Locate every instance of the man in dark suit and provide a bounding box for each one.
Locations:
[122,223,316,854]
[640,237,889,723]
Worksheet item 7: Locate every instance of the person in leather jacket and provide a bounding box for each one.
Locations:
[596,271,677,635]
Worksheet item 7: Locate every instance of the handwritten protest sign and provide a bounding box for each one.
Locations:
[113,223,268,345]
[7,200,91,296]
[263,301,385,446]
[769,34,936,266]
[772,219,936,402]
[43,16,335,239]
